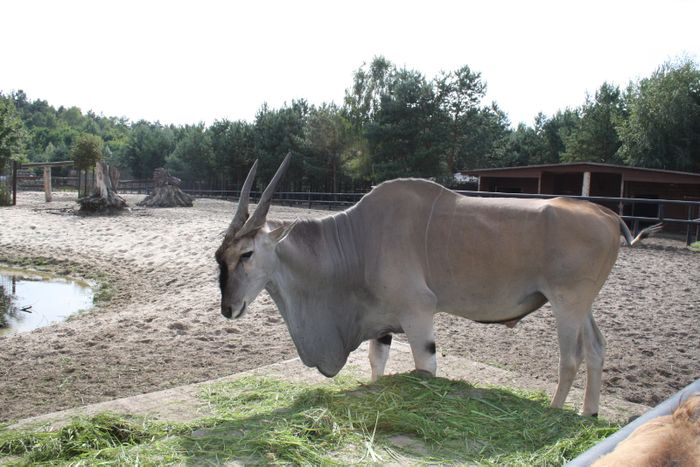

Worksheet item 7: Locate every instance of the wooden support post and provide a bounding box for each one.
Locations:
[43,166,52,202]
[618,174,625,215]
[581,171,591,197]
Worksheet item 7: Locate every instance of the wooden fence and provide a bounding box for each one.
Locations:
[14,177,700,245]
[455,190,700,245]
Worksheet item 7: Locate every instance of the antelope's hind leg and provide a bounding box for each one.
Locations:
[550,294,604,416]
[581,312,605,416]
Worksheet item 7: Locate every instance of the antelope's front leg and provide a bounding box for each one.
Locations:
[369,334,392,382]
[400,309,437,377]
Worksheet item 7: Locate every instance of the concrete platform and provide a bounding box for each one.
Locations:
[9,342,650,431]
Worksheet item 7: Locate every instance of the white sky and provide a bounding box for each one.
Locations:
[2,0,699,128]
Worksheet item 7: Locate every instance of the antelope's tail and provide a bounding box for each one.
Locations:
[619,219,663,246]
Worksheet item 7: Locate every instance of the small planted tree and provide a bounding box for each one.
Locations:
[73,134,126,213]
[71,134,103,197]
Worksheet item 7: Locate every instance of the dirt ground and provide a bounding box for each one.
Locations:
[0,191,698,423]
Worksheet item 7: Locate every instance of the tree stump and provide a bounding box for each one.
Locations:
[78,161,127,213]
[137,168,193,207]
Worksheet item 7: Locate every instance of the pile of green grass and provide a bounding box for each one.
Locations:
[0,412,192,465]
[690,241,700,252]
[0,374,619,465]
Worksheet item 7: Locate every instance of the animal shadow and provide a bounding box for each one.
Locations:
[179,373,613,464]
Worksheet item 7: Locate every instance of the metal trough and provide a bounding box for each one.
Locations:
[566,378,700,466]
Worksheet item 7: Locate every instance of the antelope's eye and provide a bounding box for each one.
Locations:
[240,251,253,260]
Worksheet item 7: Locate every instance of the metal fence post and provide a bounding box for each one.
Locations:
[12,160,18,206]
[687,205,699,245]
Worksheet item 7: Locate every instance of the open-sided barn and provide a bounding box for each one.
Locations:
[462,162,700,236]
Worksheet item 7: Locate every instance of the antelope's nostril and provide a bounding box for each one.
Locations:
[221,305,233,319]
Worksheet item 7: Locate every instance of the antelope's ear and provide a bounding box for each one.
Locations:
[269,220,298,246]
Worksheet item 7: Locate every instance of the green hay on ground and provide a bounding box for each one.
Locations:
[0,374,619,465]
[0,412,193,465]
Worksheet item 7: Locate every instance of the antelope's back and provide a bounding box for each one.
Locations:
[352,179,621,314]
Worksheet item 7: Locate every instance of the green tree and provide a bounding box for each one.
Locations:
[537,111,578,165]
[123,121,176,178]
[38,142,57,163]
[345,59,511,180]
[617,59,700,171]
[70,133,104,197]
[435,65,489,172]
[166,124,213,183]
[455,103,511,170]
[209,119,256,190]
[562,83,625,164]
[93,115,130,168]
[489,110,579,168]
[344,57,397,184]
[341,135,373,188]
[253,101,308,191]
[491,123,545,167]
[366,68,447,182]
[70,133,104,171]
[344,56,394,128]
[59,106,84,127]
[0,96,27,169]
[366,67,445,181]
[8,92,94,169]
[300,103,352,192]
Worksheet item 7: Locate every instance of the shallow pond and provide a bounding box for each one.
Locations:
[0,267,94,335]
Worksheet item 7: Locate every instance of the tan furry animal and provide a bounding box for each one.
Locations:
[593,394,700,466]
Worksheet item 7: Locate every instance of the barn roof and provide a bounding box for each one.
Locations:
[462,162,700,184]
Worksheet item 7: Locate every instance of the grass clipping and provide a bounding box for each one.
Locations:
[1,374,618,465]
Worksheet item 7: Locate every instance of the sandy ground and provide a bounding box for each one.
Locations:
[0,191,698,423]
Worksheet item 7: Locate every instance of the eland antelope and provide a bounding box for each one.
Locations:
[215,153,660,416]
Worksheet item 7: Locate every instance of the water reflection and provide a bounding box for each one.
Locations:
[0,268,94,335]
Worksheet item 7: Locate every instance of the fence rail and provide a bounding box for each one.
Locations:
[454,190,700,244]
[118,179,152,194]
[181,185,700,245]
[186,189,365,210]
[117,180,367,210]
[18,178,699,245]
